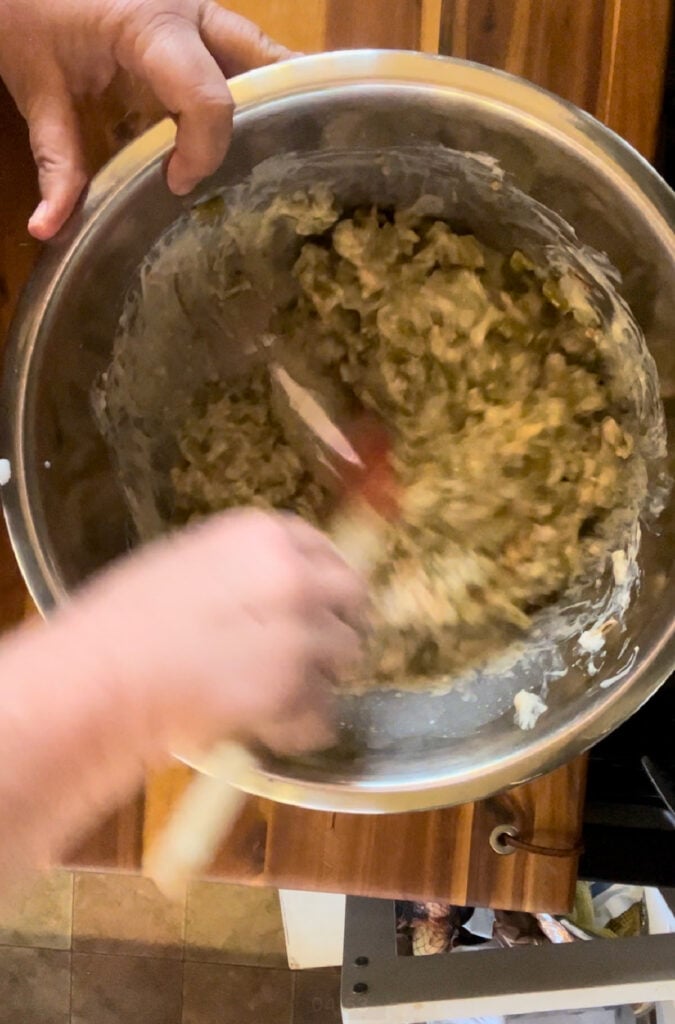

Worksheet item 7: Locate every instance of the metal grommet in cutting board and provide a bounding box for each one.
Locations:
[489,824,519,855]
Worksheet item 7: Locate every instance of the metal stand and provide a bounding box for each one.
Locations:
[341,897,675,1023]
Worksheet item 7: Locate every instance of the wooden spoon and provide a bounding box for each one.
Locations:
[145,393,396,901]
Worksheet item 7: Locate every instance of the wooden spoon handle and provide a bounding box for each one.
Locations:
[144,743,253,901]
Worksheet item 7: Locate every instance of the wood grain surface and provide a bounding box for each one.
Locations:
[1,0,669,910]
[0,78,40,463]
[0,82,40,632]
[325,0,423,50]
[439,0,673,160]
[226,0,439,53]
[142,757,587,913]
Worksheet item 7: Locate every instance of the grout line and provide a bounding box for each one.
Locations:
[177,957,185,1024]
[181,881,189,962]
[182,955,292,971]
[62,947,185,963]
[68,871,75,1020]
[183,949,290,968]
[68,950,74,1021]
[60,945,290,969]
[69,871,75,952]
[290,967,297,1024]
[0,939,72,953]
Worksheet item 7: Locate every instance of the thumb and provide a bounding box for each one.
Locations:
[199,4,295,79]
[26,87,88,241]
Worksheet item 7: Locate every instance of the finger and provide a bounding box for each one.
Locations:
[26,87,88,240]
[308,567,368,632]
[256,703,337,757]
[280,514,360,570]
[277,513,334,553]
[199,3,294,78]
[254,650,337,756]
[277,516,369,619]
[310,612,364,676]
[133,20,234,195]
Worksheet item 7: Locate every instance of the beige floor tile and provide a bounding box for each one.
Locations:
[0,947,70,1024]
[71,952,183,1024]
[293,968,342,1023]
[72,871,185,958]
[0,870,72,950]
[182,962,293,1024]
[186,881,287,967]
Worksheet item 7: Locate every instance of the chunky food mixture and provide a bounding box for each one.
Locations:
[172,201,643,688]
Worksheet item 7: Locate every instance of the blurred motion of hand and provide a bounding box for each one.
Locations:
[73,510,366,756]
[0,0,292,240]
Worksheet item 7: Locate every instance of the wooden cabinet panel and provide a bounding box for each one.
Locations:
[440,0,673,159]
[0,82,38,631]
[221,0,435,53]
[324,0,422,50]
[223,0,328,54]
[597,0,673,158]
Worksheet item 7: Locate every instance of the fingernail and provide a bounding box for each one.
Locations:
[28,200,49,228]
[170,176,198,197]
[27,201,53,240]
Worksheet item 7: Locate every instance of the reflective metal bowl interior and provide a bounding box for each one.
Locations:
[3,52,675,813]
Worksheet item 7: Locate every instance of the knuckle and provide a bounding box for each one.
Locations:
[248,509,286,546]
[244,513,307,603]
[130,8,172,49]
[137,7,183,43]
[238,20,274,60]
[30,145,58,171]
[275,559,307,610]
[329,564,359,598]
[256,511,295,552]
[32,146,85,184]
[343,633,363,669]
[282,624,312,675]
[181,84,233,131]
[325,571,364,619]
[257,724,295,757]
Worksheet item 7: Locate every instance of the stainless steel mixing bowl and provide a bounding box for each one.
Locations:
[2,51,675,812]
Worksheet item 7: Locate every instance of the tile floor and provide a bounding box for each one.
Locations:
[0,870,341,1023]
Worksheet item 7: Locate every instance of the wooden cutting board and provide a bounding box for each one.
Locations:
[142,759,587,914]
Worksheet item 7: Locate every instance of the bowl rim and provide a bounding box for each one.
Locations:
[2,49,675,812]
